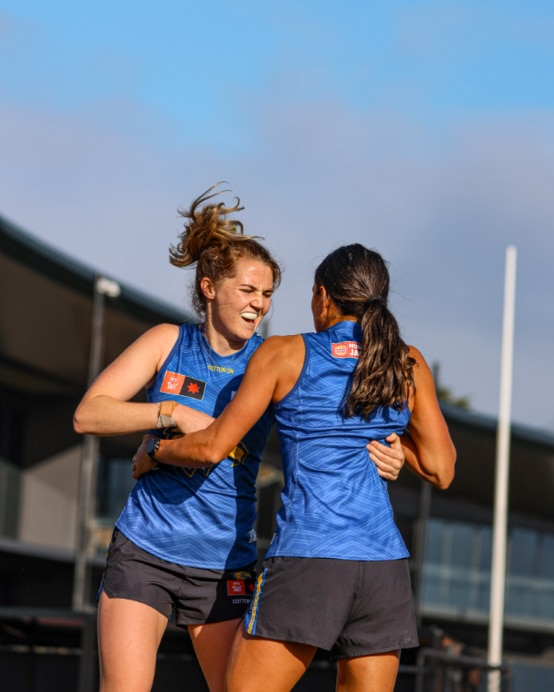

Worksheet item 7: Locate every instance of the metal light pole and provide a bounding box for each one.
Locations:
[487,246,517,691]
[73,275,120,612]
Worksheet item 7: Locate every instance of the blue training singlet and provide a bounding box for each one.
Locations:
[266,320,410,561]
[115,323,273,569]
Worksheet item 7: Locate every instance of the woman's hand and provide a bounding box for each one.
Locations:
[173,405,215,434]
[132,434,159,479]
[367,433,405,481]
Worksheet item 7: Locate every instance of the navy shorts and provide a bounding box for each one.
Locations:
[98,529,256,627]
[244,556,419,659]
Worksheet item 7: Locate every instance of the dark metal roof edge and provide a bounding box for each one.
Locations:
[440,402,554,447]
[0,212,195,324]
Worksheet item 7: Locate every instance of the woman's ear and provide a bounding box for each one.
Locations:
[200,276,216,300]
[318,284,329,304]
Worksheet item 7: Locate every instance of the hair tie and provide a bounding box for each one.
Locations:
[363,295,386,310]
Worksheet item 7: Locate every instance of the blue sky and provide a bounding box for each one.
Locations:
[1,0,554,431]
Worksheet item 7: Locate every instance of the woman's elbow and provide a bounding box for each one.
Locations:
[203,449,225,466]
[434,448,457,490]
[73,408,89,435]
[170,438,227,468]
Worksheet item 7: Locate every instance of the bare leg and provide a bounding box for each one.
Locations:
[226,629,317,692]
[336,650,400,692]
[188,619,241,692]
[97,591,168,692]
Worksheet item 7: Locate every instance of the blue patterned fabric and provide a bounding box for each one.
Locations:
[116,323,273,569]
[266,321,410,561]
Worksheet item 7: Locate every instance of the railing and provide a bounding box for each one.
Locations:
[0,609,518,692]
[415,647,512,692]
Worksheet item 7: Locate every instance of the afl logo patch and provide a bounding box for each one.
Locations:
[161,370,206,400]
[227,579,246,596]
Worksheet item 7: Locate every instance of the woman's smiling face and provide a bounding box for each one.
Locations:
[202,258,275,353]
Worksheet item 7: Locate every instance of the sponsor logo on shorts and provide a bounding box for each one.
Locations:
[227,579,246,596]
[160,371,206,400]
[331,341,361,359]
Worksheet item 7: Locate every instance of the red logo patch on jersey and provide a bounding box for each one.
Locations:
[227,579,246,596]
[331,341,361,359]
[161,371,185,394]
[160,371,206,400]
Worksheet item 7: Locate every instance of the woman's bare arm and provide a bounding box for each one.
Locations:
[136,335,303,470]
[73,324,214,437]
[403,346,456,489]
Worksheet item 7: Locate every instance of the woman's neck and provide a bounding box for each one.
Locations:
[200,322,248,356]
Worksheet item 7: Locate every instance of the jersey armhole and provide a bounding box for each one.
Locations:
[274,334,310,409]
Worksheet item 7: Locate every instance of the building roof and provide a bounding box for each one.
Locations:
[400,402,554,523]
[0,213,193,397]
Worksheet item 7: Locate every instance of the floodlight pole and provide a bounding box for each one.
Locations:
[487,246,517,691]
[73,275,120,612]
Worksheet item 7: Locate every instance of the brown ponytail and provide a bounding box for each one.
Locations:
[314,244,414,418]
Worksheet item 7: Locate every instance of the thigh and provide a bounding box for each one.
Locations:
[97,590,168,692]
[336,651,400,692]
[226,629,317,692]
[188,619,241,692]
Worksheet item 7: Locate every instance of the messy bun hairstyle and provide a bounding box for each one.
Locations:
[170,183,281,316]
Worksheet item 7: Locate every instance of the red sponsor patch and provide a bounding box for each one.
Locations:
[161,371,185,394]
[227,579,246,596]
[331,341,361,359]
[160,371,206,400]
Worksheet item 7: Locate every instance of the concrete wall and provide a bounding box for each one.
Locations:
[18,446,81,550]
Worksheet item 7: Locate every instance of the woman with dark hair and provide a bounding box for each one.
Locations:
[74,190,406,692]
[134,242,456,692]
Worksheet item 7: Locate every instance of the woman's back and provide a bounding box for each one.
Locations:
[267,320,410,561]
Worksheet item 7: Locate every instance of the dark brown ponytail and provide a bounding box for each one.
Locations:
[314,244,414,418]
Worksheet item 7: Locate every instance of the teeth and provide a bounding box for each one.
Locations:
[241,312,258,320]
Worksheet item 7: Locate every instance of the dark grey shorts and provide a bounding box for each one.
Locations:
[245,556,419,659]
[98,529,256,627]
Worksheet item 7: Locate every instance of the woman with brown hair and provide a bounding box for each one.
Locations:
[134,242,456,692]
[74,191,406,692]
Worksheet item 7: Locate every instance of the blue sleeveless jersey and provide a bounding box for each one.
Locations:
[266,321,410,561]
[116,323,273,569]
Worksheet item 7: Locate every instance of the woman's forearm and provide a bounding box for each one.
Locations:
[74,396,159,436]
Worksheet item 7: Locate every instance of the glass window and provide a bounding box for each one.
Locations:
[450,523,474,568]
[478,526,492,572]
[509,528,538,577]
[540,535,554,578]
[420,518,554,626]
[512,662,554,691]
[96,456,136,521]
[424,519,445,564]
